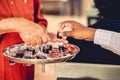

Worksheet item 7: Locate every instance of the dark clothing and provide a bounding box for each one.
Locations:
[68,18,120,65]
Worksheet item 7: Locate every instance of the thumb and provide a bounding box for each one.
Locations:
[59,31,72,37]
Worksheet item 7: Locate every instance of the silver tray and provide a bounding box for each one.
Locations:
[2,42,80,65]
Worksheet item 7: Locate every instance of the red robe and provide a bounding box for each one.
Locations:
[0,0,47,80]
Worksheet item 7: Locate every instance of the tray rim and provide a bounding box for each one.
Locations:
[2,43,80,64]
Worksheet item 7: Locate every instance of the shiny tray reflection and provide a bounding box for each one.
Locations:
[2,42,80,65]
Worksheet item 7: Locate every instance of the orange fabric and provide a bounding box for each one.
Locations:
[0,0,47,80]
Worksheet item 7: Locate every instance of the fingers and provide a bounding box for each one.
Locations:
[25,41,31,46]
[47,33,57,42]
[25,37,47,46]
[35,37,42,46]
[24,33,48,46]
[24,37,39,46]
[58,21,73,32]
[41,33,48,44]
[59,31,72,37]
[57,23,65,32]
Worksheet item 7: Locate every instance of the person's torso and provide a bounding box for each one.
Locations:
[0,0,34,20]
[0,0,35,49]
[0,1,36,80]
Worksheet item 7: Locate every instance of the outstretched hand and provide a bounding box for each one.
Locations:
[48,32,68,44]
[58,20,96,41]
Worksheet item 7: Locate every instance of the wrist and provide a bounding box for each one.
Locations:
[0,18,19,34]
[85,28,96,41]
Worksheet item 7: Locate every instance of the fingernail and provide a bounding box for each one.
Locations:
[59,32,63,36]
[57,32,62,39]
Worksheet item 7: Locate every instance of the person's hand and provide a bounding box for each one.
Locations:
[16,18,48,46]
[58,20,96,41]
[48,32,68,43]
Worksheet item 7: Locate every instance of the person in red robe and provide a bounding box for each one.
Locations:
[0,0,48,80]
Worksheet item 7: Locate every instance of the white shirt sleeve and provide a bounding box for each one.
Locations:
[94,29,120,55]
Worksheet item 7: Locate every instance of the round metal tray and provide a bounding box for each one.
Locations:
[2,42,80,65]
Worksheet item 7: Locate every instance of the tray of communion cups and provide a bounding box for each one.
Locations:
[2,41,80,65]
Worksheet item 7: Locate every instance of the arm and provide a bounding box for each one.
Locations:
[94,29,120,55]
[0,18,21,34]
[58,20,120,55]
[0,0,48,45]
[0,18,48,46]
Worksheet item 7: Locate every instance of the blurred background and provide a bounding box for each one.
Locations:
[41,0,99,33]
[35,1,120,80]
